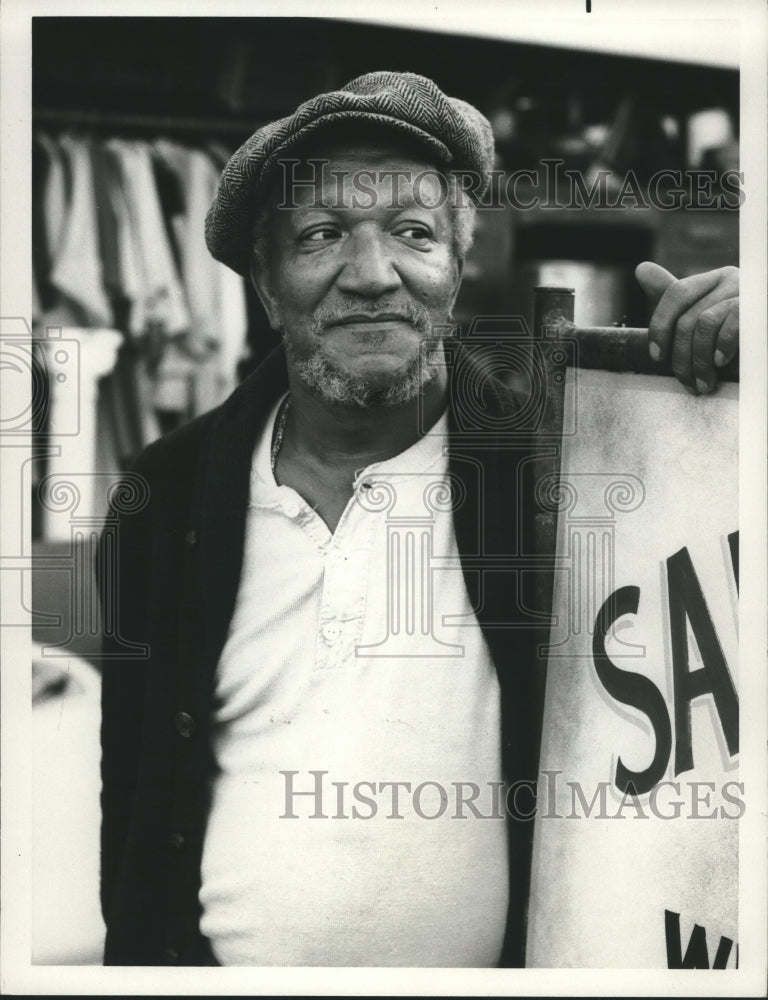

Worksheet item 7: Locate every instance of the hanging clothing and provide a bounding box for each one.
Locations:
[89,141,123,308]
[31,127,254,499]
[150,152,185,277]
[32,134,54,313]
[33,132,72,324]
[105,139,190,339]
[101,143,145,334]
[36,132,69,273]
[154,140,248,415]
[50,134,113,327]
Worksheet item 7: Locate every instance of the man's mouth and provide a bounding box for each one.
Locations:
[329,313,412,327]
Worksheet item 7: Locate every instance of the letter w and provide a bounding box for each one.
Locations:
[664,909,735,968]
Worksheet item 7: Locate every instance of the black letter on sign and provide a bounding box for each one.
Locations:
[666,547,739,776]
[664,909,734,969]
[592,587,672,795]
[728,530,739,593]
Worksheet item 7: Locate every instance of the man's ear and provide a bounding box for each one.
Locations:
[250,256,283,332]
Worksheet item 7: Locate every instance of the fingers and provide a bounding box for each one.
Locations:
[690,297,739,393]
[647,268,723,364]
[715,301,739,368]
[634,261,677,305]
[636,264,739,393]
[671,289,738,391]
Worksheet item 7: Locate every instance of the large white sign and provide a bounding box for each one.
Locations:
[527,368,739,968]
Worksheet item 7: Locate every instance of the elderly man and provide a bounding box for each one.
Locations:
[98,71,739,968]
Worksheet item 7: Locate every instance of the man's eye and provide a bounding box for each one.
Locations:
[301,227,339,244]
[396,225,432,242]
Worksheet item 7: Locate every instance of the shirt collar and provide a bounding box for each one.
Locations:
[250,395,449,501]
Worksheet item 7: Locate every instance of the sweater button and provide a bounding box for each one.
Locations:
[168,832,186,850]
[174,711,196,738]
[184,529,198,547]
[163,947,179,964]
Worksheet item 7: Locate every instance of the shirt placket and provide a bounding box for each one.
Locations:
[314,486,377,671]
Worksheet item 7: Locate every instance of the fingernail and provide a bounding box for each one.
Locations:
[695,378,709,394]
[649,343,661,361]
[714,349,726,367]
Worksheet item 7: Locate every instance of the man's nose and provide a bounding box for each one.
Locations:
[335,225,402,297]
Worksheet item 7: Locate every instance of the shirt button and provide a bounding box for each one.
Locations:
[283,501,300,519]
[321,622,343,644]
[163,947,179,964]
[168,832,186,850]
[174,711,196,738]
[184,529,197,547]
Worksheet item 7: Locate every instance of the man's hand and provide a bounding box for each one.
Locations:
[635,262,739,394]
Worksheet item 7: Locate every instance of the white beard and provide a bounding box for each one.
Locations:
[285,341,442,408]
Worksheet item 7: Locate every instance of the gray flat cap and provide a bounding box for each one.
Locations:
[205,70,495,276]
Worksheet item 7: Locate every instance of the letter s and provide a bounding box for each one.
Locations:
[593,587,672,795]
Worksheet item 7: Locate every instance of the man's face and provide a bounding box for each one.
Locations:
[252,140,463,407]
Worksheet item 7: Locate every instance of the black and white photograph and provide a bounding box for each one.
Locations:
[1,0,766,994]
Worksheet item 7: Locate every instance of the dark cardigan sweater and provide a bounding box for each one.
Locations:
[98,342,548,967]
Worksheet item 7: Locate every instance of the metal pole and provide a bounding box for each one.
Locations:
[530,287,574,621]
[557,321,739,381]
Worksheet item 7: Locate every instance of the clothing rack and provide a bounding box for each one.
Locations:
[33,108,262,136]
[32,123,254,511]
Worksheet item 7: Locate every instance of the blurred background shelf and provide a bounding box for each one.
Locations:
[34,18,738,121]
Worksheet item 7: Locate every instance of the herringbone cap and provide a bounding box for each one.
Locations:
[205,70,495,276]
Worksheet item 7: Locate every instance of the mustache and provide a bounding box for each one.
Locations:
[311,297,432,335]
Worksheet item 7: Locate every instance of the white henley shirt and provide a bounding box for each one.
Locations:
[199,396,509,966]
